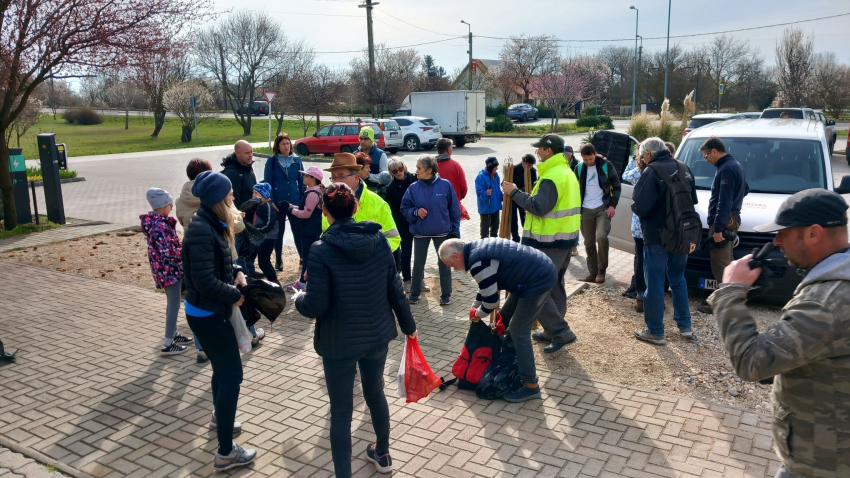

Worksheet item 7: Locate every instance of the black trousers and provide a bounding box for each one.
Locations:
[186,313,243,456]
[393,226,413,282]
[299,233,319,282]
[634,237,646,295]
[274,209,301,264]
[480,212,500,239]
[510,204,527,243]
[251,239,278,282]
[322,344,391,478]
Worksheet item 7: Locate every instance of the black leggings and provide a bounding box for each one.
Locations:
[274,209,301,265]
[186,313,243,456]
[393,226,413,282]
[322,344,391,478]
[252,239,278,282]
[299,233,319,282]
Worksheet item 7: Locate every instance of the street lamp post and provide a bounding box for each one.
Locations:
[461,20,472,90]
[630,6,638,117]
[663,0,671,100]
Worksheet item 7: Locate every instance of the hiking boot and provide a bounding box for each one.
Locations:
[172,333,194,346]
[440,295,451,306]
[578,274,597,283]
[213,443,255,471]
[595,270,606,283]
[403,280,411,294]
[697,300,713,314]
[274,260,283,272]
[196,351,209,363]
[365,444,392,474]
[210,411,242,435]
[622,288,637,299]
[531,332,551,343]
[251,328,265,347]
[408,295,420,305]
[504,384,541,403]
[634,328,666,345]
[544,333,577,353]
[635,298,644,313]
[679,327,694,339]
[160,343,187,356]
[571,246,578,256]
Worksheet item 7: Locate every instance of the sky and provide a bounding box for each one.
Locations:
[209,0,850,74]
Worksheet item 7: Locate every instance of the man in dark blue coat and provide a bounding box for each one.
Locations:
[440,237,556,403]
[698,136,748,314]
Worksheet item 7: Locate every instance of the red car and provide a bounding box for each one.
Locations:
[294,122,385,156]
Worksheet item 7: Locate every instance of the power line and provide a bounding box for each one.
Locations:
[475,12,850,43]
[372,7,459,37]
[310,36,466,54]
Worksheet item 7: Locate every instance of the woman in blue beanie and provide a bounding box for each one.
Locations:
[182,170,257,471]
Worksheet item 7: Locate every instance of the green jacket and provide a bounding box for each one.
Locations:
[322,181,400,252]
[709,249,850,477]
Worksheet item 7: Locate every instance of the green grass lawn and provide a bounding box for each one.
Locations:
[14,114,331,158]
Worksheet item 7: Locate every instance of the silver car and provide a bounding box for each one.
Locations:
[611,118,850,301]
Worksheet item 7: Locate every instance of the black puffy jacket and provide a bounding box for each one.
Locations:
[294,218,416,360]
[221,153,257,208]
[182,205,242,317]
[384,172,417,233]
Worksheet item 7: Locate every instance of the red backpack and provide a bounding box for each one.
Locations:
[449,314,505,390]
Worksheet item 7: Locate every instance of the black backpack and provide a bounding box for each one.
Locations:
[646,160,702,255]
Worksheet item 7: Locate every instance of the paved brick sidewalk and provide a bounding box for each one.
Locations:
[0,222,129,253]
[0,259,779,478]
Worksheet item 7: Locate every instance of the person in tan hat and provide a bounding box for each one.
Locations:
[321,153,400,251]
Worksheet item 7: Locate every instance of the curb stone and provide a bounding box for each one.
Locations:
[0,436,90,478]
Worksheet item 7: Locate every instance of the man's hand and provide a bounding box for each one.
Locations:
[501,182,516,195]
[234,271,248,287]
[606,206,615,219]
[487,188,492,196]
[235,295,245,307]
[407,330,418,340]
[722,254,761,286]
[469,307,481,323]
[417,208,428,219]
[713,231,724,243]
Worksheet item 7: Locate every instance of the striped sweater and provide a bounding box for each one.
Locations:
[470,258,501,318]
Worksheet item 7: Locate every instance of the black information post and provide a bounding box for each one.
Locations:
[8,148,31,224]
[36,133,66,224]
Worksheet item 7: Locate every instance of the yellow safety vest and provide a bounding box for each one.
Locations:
[322,182,401,251]
[522,152,581,249]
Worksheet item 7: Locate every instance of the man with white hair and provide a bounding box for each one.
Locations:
[631,137,698,345]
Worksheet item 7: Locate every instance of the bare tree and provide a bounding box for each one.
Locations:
[80,76,105,108]
[812,52,848,119]
[163,80,216,142]
[134,45,191,137]
[498,35,559,102]
[41,79,71,119]
[4,98,41,149]
[598,46,634,106]
[0,0,207,229]
[105,74,143,130]
[297,65,345,132]
[703,35,751,111]
[266,41,315,135]
[195,10,286,135]
[349,45,420,117]
[531,56,588,131]
[775,28,814,107]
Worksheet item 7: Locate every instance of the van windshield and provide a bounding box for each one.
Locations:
[678,137,826,194]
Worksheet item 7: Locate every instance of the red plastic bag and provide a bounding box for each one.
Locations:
[460,203,471,221]
[403,336,442,403]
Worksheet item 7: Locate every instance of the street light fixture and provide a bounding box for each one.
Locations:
[630,6,638,117]
[461,20,472,89]
[663,0,671,100]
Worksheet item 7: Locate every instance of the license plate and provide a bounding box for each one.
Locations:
[699,278,718,290]
[390,132,397,137]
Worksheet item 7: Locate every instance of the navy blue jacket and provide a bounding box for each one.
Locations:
[263,153,305,206]
[400,174,461,237]
[707,154,748,231]
[463,238,556,299]
[632,150,698,246]
[475,170,504,214]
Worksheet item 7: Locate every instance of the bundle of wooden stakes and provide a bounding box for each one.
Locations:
[492,157,514,324]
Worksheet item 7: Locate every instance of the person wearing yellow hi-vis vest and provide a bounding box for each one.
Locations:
[501,134,580,388]
[322,153,401,252]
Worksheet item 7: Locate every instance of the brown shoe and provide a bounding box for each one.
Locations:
[635,298,644,313]
[578,274,597,283]
[595,271,606,283]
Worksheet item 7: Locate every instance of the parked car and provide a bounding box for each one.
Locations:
[365,118,403,154]
[293,122,385,156]
[241,101,269,116]
[611,118,850,302]
[682,113,733,137]
[760,108,837,154]
[391,116,442,151]
[727,112,761,120]
[506,103,538,122]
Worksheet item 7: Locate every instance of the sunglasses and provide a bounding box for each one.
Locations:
[390,168,403,174]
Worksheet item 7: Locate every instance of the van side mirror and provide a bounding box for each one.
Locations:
[828,120,836,126]
[836,175,850,195]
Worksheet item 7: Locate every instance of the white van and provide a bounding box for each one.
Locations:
[611,118,850,301]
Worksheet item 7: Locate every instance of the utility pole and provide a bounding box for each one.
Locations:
[359,0,379,115]
[663,0,671,100]
[461,20,472,90]
[630,6,638,117]
[637,36,643,110]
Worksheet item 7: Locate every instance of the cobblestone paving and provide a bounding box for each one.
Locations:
[0,258,779,478]
[0,223,128,253]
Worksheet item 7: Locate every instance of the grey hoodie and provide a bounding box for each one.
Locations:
[709,248,850,476]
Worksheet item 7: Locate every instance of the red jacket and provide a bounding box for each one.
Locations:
[436,155,467,201]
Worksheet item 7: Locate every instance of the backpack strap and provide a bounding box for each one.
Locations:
[601,161,608,179]
[576,162,583,178]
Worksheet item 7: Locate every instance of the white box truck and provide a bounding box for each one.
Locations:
[394,90,485,147]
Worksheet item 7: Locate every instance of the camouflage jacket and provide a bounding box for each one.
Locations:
[709,249,850,477]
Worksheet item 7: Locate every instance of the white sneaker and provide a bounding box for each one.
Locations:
[403,281,411,293]
[251,328,265,347]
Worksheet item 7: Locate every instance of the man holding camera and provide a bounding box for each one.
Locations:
[709,189,850,478]
[698,136,748,314]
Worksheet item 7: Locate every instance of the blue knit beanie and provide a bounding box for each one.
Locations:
[192,171,232,207]
[253,182,272,200]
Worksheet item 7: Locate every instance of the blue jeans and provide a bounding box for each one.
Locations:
[643,243,691,336]
[234,236,256,275]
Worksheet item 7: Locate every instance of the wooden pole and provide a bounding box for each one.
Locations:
[491,157,513,325]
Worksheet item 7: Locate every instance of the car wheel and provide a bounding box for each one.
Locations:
[522,114,527,122]
[341,145,353,153]
[296,144,309,156]
[454,138,466,148]
[405,136,420,151]
[829,137,835,156]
